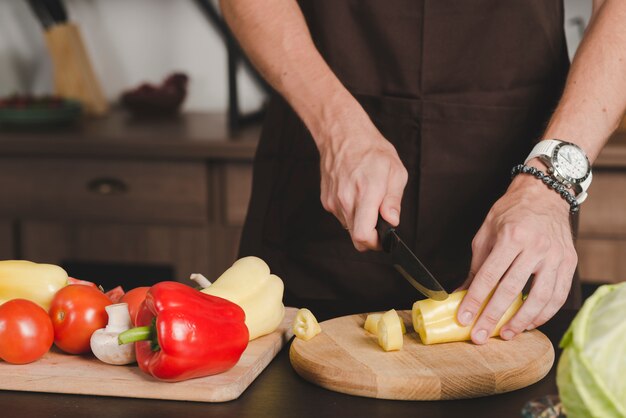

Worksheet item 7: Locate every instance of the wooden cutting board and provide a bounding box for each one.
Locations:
[290,310,554,400]
[0,307,296,402]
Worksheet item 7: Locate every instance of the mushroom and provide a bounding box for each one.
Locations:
[90,303,136,365]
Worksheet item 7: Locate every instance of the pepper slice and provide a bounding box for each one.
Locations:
[293,308,322,341]
[364,312,406,335]
[377,309,404,352]
[118,281,249,382]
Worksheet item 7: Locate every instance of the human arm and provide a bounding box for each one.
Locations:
[458,0,626,344]
[220,0,408,250]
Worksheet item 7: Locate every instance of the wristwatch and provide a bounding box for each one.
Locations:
[524,139,592,204]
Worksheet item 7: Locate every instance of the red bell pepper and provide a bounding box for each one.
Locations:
[118,281,249,382]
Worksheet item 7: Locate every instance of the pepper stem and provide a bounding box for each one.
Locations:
[118,326,152,345]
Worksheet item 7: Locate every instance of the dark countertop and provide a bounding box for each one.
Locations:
[0,110,260,162]
[0,308,576,418]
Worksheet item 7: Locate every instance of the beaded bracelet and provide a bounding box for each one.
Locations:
[510,164,580,214]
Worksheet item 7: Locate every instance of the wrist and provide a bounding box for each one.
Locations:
[509,161,573,215]
[281,71,363,148]
[303,93,381,154]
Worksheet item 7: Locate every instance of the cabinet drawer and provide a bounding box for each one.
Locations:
[0,158,208,224]
[221,163,253,226]
[579,171,626,237]
[0,220,13,259]
[576,238,626,284]
[21,220,211,282]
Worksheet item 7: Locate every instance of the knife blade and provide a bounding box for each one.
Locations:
[376,216,449,301]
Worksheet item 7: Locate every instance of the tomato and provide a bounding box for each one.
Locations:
[0,299,54,364]
[67,277,98,288]
[120,286,149,325]
[105,285,125,303]
[49,285,111,354]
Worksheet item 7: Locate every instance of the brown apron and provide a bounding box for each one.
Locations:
[239,0,581,316]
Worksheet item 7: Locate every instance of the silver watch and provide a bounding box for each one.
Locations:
[524,139,592,204]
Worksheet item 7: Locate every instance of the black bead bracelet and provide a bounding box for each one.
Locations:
[510,164,580,214]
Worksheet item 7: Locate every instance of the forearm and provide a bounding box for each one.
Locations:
[542,0,626,162]
[220,0,368,146]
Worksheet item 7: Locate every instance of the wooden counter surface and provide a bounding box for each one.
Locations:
[0,110,260,161]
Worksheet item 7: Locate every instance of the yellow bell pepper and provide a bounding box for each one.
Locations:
[377,309,404,352]
[293,308,322,341]
[0,260,68,311]
[364,312,406,335]
[412,290,524,345]
[198,256,285,341]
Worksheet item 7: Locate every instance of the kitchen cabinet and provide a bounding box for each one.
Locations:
[0,221,13,260]
[20,220,211,287]
[0,112,258,287]
[1,111,624,286]
[576,133,626,284]
[207,163,253,279]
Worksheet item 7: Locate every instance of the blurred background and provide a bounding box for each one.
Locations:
[0,0,623,296]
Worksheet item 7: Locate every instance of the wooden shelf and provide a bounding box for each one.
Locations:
[0,110,260,161]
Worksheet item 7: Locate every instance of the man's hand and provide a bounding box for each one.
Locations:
[317,117,408,251]
[220,0,408,251]
[457,166,577,344]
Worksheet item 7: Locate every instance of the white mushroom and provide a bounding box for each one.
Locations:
[90,303,136,365]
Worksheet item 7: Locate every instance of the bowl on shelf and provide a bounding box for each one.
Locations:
[0,95,82,128]
[120,73,188,118]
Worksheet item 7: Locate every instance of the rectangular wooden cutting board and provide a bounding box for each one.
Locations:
[0,307,296,402]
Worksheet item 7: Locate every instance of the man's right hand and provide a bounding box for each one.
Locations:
[317,116,408,251]
[220,0,408,251]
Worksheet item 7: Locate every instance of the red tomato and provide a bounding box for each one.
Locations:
[67,277,98,288]
[0,299,54,364]
[105,285,125,303]
[49,285,111,354]
[120,286,149,325]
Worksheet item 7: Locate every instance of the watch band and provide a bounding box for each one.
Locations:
[524,139,561,164]
[524,139,592,204]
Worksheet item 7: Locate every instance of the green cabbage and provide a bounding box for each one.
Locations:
[557,282,626,418]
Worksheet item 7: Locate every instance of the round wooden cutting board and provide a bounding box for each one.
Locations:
[289,310,554,400]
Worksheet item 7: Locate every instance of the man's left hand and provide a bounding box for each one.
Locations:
[456,165,578,344]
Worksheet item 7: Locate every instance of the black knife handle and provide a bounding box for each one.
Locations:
[376,215,396,252]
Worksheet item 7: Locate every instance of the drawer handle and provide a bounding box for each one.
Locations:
[87,178,129,195]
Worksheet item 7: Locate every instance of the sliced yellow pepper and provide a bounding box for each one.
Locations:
[412,290,524,345]
[364,312,406,335]
[293,308,322,341]
[199,257,285,341]
[377,309,404,352]
[0,260,68,311]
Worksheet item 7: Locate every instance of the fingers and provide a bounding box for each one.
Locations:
[469,251,538,344]
[320,178,351,229]
[528,249,576,329]
[456,227,493,292]
[351,177,386,251]
[379,167,408,227]
[497,267,556,340]
[457,240,519,329]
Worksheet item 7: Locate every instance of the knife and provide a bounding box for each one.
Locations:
[376,216,449,301]
[27,0,54,30]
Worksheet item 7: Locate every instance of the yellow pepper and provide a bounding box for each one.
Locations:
[293,308,322,341]
[364,312,406,335]
[377,309,404,352]
[412,290,523,345]
[197,257,285,341]
[0,260,68,311]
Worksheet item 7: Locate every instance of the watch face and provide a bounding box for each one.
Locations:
[554,144,589,182]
